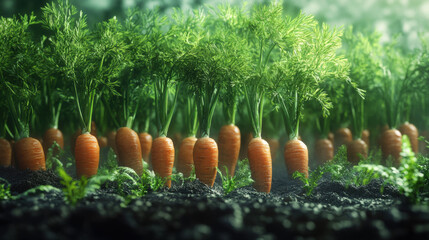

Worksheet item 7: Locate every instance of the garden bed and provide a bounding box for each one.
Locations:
[1,167,428,240]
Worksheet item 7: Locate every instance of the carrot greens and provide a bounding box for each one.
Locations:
[0,14,38,140]
[271,14,351,140]
[41,0,125,134]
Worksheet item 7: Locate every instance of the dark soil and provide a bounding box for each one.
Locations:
[1,167,429,240]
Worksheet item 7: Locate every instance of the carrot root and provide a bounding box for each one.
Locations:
[218,124,241,176]
[15,137,46,171]
[381,129,402,167]
[248,137,272,193]
[75,133,99,178]
[139,132,152,163]
[315,138,333,165]
[177,136,197,178]
[116,127,143,176]
[151,137,175,188]
[284,139,308,178]
[347,138,368,165]
[194,137,218,187]
[0,138,12,167]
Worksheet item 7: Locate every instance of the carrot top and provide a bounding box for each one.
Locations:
[0,13,38,140]
[41,0,125,134]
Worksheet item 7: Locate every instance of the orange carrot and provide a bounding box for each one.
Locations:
[75,133,99,178]
[361,129,370,148]
[116,127,143,176]
[97,136,108,148]
[334,128,352,150]
[247,137,272,193]
[138,132,152,163]
[193,137,218,187]
[267,138,279,162]
[315,138,333,165]
[284,139,308,178]
[0,138,12,167]
[398,122,419,154]
[107,131,117,153]
[218,124,241,176]
[177,136,197,178]
[381,129,402,167]
[347,139,368,165]
[15,137,46,171]
[151,137,175,188]
[42,128,64,157]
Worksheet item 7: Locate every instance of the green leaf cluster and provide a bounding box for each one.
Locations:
[217,159,254,195]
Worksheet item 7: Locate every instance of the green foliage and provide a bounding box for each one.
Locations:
[98,148,119,175]
[0,178,12,201]
[293,167,324,196]
[45,142,64,170]
[58,167,110,206]
[217,159,254,195]
[0,13,39,140]
[16,185,62,198]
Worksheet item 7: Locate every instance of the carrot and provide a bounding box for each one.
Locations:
[42,128,64,157]
[315,138,333,165]
[381,129,402,167]
[75,133,99,178]
[116,127,143,176]
[398,122,419,154]
[15,137,46,171]
[267,138,279,162]
[334,127,352,150]
[107,131,117,153]
[361,129,370,148]
[193,137,218,187]
[347,139,367,165]
[0,138,12,167]
[247,137,272,193]
[218,124,241,176]
[177,136,197,178]
[151,137,175,188]
[97,136,108,148]
[72,127,97,156]
[139,132,152,163]
[284,139,308,178]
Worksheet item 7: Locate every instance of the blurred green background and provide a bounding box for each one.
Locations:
[1,0,428,49]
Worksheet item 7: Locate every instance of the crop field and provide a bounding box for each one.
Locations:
[1,0,429,239]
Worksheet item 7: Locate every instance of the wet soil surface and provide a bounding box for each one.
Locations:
[1,167,429,240]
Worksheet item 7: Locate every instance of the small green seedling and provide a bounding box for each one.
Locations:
[0,178,12,201]
[45,142,64,170]
[217,159,254,195]
[98,148,119,175]
[58,167,110,206]
[293,167,324,197]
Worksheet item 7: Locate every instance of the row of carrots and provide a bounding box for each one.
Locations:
[1,1,429,194]
[1,119,427,193]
